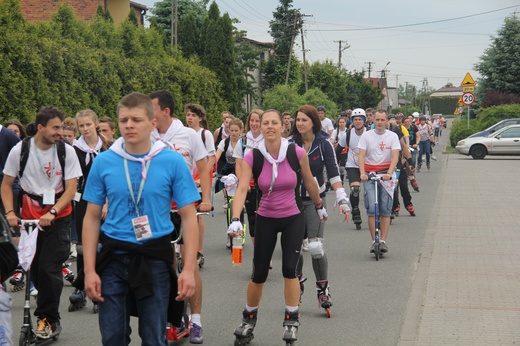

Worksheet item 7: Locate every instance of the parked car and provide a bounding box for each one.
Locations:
[456,124,520,159]
[468,118,520,138]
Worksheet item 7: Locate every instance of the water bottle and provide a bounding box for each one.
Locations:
[232,235,243,267]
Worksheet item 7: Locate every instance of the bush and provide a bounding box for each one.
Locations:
[449,119,478,147]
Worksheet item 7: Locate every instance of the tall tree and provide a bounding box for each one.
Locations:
[264,0,301,87]
[147,0,209,44]
[475,15,520,100]
[179,11,200,58]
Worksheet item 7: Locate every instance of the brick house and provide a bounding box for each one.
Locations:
[15,0,147,26]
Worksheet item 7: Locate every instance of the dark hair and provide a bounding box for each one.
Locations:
[291,105,322,142]
[317,106,326,112]
[149,90,175,116]
[245,109,264,133]
[118,92,155,120]
[5,118,27,139]
[26,123,37,136]
[184,103,208,130]
[99,116,116,130]
[35,106,65,127]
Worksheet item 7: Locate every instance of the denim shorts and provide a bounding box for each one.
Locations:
[363,180,393,217]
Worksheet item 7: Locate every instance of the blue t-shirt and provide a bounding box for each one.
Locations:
[83,149,199,243]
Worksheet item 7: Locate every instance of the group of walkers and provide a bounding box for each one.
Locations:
[0,92,437,345]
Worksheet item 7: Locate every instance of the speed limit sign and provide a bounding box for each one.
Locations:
[462,92,475,106]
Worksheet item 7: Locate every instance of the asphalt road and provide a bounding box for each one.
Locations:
[9,130,448,346]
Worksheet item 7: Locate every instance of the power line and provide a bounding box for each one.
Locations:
[306,4,519,32]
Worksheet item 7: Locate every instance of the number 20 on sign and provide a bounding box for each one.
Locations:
[462,92,475,106]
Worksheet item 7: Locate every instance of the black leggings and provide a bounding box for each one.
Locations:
[244,188,258,237]
[251,213,305,284]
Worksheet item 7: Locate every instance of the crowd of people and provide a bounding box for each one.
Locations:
[0,94,440,345]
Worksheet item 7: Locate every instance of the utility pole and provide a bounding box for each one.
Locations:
[421,78,429,114]
[171,0,178,47]
[334,40,350,69]
[365,62,375,79]
[300,15,312,92]
[285,14,300,85]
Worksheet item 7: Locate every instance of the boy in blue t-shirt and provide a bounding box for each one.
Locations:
[81,92,200,346]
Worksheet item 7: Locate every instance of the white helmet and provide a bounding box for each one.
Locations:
[350,108,366,122]
[412,112,420,118]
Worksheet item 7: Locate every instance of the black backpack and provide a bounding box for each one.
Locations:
[0,214,18,283]
[251,143,303,211]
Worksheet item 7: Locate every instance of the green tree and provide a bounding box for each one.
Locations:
[179,11,200,58]
[300,88,338,116]
[344,72,383,109]
[235,37,262,114]
[147,0,209,44]
[127,8,139,26]
[475,15,520,98]
[262,85,302,113]
[304,60,348,110]
[264,0,301,87]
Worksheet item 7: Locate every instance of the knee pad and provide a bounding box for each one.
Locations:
[350,186,361,198]
[308,238,324,259]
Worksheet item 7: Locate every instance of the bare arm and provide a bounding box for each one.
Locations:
[359,148,367,181]
[176,202,198,300]
[231,160,251,220]
[1,175,17,226]
[83,202,103,302]
[195,158,212,211]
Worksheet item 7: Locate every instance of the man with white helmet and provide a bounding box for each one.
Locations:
[338,108,367,229]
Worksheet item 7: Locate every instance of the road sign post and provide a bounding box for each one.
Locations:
[460,73,477,129]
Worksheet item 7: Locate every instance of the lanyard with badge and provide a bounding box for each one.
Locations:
[35,142,57,205]
[124,159,153,241]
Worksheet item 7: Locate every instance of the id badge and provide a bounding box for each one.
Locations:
[43,189,55,205]
[132,215,153,241]
[73,192,82,202]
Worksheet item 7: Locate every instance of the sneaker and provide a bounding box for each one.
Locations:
[222,203,228,211]
[190,323,203,344]
[302,238,309,252]
[30,282,38,297]
[380,241,388,253]
[431,155,437,161]
[370,242,376,253]
[69,243,77,258]
[35,318,53,339]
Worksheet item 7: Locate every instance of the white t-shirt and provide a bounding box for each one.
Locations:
[218,138,237,164]
[344,128,366,168]
[3,139,82,195]
[357,129,400,171]
[321,117,334,135]
[197,128,216,157]
[332,128,347,145]
[151,119,208,179]
[232,132,264,159]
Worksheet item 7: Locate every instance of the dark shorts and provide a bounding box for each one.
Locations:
[346,167,361,184]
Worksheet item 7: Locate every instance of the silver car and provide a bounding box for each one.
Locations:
[456,124,520,159]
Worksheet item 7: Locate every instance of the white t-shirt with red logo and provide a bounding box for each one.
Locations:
[3,138,82,218]
[357,129,400,172]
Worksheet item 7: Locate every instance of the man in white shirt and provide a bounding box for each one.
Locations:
[149,90,211,344]
[358,109,400,254]
[317,106,334,137]
[2,107,82,339]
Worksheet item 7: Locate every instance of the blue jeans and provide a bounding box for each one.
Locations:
[98,254,170,346]
[363,179,393,217]
[418,140,430,167]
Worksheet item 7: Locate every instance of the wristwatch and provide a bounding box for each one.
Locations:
[49,208,58,217]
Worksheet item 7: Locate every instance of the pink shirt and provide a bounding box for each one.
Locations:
[244,146,305,218]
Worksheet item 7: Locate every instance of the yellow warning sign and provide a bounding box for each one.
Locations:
[458,95,463,106]
[460,73,476,87]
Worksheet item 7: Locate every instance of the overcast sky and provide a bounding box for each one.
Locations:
[138,0,519,90]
